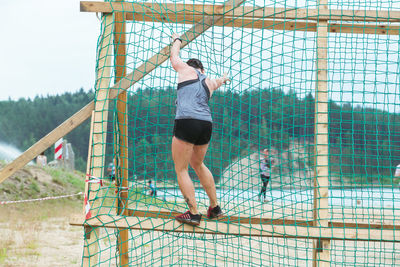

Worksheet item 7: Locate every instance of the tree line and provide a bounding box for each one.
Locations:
[0,87,399,184]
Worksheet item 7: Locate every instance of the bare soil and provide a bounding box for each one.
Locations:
[0,200,83,267]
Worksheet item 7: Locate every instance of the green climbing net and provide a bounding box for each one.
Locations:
[83,0,400,266]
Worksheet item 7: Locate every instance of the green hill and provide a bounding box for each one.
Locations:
[0,162,85,202]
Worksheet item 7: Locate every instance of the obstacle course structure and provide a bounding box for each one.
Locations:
[1,0,399,266]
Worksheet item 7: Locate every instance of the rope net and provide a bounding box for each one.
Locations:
[83,0,400,266]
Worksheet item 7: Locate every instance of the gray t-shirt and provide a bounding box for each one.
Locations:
[175,69,212,122]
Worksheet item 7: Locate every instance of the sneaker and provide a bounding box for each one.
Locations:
[175,211,202,226]
[207,205,223,219]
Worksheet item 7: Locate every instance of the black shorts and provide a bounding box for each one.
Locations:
[261,174,270,183]
[173,119,212,145]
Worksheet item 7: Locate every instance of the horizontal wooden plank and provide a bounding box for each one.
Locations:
[128,209,400,230]
[124,12,399,35]
[128,209,312,226]
[70,214,400,242]
[80,1,400,22]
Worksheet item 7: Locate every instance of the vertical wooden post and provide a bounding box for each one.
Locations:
[82,13,113,267]
[113,1,130,266]
[313,1,330,266]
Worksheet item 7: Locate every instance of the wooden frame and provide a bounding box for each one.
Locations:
[82,110,94,262]
[113,1,130,265]
[1,1,398,266]
[127,209,400,230]
[80,1,400,22]
[0,101,94,183]
[121,13,400,35]
[313,1,330,265]
[82,13,114,266]
[80,2,400,36]
[70,214,400,243]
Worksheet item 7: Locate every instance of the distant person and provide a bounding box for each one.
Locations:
[36,152,47,167]
[107,162,115,183]
[258,149,276,202]
[170,32,229,225]
[395,164,400,177]
[395,164,400,187]
[148,180,157,196]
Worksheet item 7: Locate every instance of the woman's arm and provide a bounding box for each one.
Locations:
[170,33,186,72]
[170,33,198,82]
[206,73,230,94]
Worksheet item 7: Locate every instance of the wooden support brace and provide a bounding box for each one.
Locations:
[113,1,130,265]
[128,209,400,230]
[80,1,400,35]
[82,13,113,267]
[122,12,400,35]
[313,0,330,263]
[80,1,400,22]
[0,101,94,184]
[69,214,400,243]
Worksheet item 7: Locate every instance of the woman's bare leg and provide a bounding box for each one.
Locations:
[190,143,218,208]
[171,136,199,214]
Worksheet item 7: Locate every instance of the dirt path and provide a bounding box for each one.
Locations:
[0,200,83,266]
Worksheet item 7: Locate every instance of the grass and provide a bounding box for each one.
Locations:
[28,180,40,193]
[0,199,81,223]
[1,165,86,204]
[0,165,87,266]
[0,248,7,264]
[47,167,85,191]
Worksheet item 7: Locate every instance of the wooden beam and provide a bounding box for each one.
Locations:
[313,0,330,265]
[82,111,94,241]
[128,209,313,226]
[80,1,400,22]
[127,209,400,230]
[113,1,130,265]
[0,101,94,184]
[328,23,399,35]
[82,14,114,267]
[69,214,400,243]
[124,12,400,35]
[83,112,94,215]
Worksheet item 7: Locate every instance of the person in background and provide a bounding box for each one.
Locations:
[258,149,275,203]
[395,164,400,177]
[148,180,157,196]
[395,164,400,187]
[36,152,47,167]
[107,162,115,183]
[170,32,230,226]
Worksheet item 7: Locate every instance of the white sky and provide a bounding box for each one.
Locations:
[0,0,100,101]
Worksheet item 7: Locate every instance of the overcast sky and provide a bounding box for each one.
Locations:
[0,0,100,101]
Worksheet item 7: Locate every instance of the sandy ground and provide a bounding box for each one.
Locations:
[1,196,400,266]
[0,200,83,267]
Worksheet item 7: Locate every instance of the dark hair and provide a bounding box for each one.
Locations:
[186,58,204,71]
